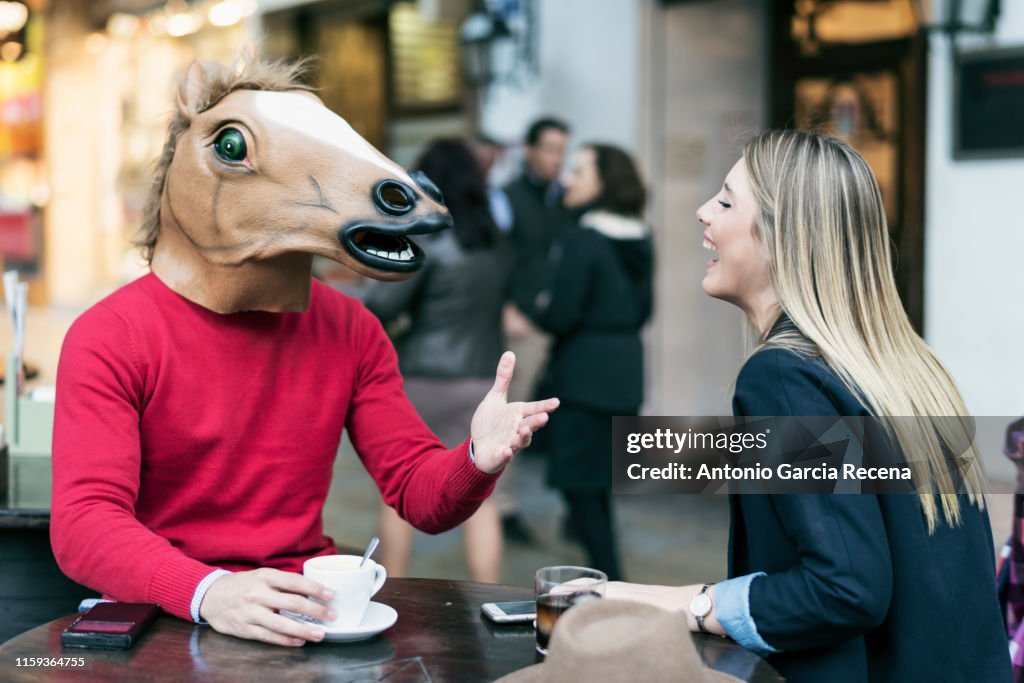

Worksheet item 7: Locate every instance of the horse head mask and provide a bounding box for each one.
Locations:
[143,58,451,314]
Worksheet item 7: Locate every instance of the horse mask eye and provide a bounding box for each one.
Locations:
[214,128,247,162]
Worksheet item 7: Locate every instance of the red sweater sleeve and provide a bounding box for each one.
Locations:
[346,307,500,533]
[51,305,214,620]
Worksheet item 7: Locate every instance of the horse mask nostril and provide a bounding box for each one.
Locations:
[374,180,417,216]
[410,170,444,205]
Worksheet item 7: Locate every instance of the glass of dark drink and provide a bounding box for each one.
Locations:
[534,566,607,655]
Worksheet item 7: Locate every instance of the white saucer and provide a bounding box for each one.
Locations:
[283,602,398,643]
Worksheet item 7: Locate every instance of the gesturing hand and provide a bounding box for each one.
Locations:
[470,351,560,474]
[199,568,335,646]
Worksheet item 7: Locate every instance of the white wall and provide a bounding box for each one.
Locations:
[480,0,642,152]
[925,5,1024,481]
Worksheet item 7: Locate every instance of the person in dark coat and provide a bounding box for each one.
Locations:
[607,129,1010,682]
[498,118,572,544]
[522,143,654,582]
[503,117,572,314]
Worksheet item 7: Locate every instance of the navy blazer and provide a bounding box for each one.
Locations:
[730,347,1011,683]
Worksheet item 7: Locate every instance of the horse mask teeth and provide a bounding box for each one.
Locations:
[146,58,453,315]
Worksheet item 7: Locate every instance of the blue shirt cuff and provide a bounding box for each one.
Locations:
[715,572,780,657]
[191,569,232,624]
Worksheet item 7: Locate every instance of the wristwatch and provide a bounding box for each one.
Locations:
[689,584,714,634]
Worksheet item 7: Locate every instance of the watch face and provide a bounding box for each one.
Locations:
[690,593,712,618]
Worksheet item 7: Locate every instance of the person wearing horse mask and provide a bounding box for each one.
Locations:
[49,58,558,647]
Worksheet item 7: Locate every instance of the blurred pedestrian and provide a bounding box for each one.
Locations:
[501,117,572,544]
[364,138,509,582]
[471,133,514,234]
[521,143,654,581]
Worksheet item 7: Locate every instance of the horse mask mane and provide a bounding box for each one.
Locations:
[143,58,451,314]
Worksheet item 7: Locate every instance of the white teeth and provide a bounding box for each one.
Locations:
[703,238,717,252]
[363,241,413,261]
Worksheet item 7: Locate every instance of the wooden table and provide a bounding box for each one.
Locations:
[0,578,783,682]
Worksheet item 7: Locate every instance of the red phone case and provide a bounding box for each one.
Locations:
[61,602,161,650]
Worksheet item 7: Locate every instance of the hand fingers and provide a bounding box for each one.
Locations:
[260,568,334,602]
[504,414,548,455]
[261,591,334,624]
[508,422,533,453]
[606,581,626,592]
[255,609,326,644]
[489,351,516,398]
[521,412,549,433]
[493,446,514,467]
[245,623,308,648]
[550,577,604,594]
[517,397,560,417]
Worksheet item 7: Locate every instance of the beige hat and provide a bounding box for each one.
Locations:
[496,599,743,683]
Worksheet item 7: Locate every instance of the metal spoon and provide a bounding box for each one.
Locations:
[360,535,380,567]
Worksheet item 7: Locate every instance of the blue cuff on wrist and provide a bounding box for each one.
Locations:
[714,572,779,657]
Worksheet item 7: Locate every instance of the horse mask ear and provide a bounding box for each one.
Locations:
[234,43,257,74]
[177,61,207,121]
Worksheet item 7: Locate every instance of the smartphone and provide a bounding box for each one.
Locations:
[61,602,161,650]
[481,600,536,624]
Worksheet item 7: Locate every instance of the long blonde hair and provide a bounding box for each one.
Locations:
[743,129,985,531]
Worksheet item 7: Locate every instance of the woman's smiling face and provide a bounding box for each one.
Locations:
[562,146,603,210]
[696,157,776,319]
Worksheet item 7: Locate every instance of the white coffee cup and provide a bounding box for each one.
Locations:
[303,554,387,630]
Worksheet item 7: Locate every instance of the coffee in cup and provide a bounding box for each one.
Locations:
[303,554,387,630]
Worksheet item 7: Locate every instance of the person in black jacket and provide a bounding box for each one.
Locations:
[607,129,1011,682]
[500,118,572,544]
[522,143,654,581]
[504,117,572,320]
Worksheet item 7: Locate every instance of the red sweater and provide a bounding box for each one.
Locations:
[51,273,498,620]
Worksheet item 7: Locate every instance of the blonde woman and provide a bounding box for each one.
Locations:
[608,130,1009,682]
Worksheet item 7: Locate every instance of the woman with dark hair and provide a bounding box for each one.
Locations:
[364,138,509,582]
[520,143,654,581]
